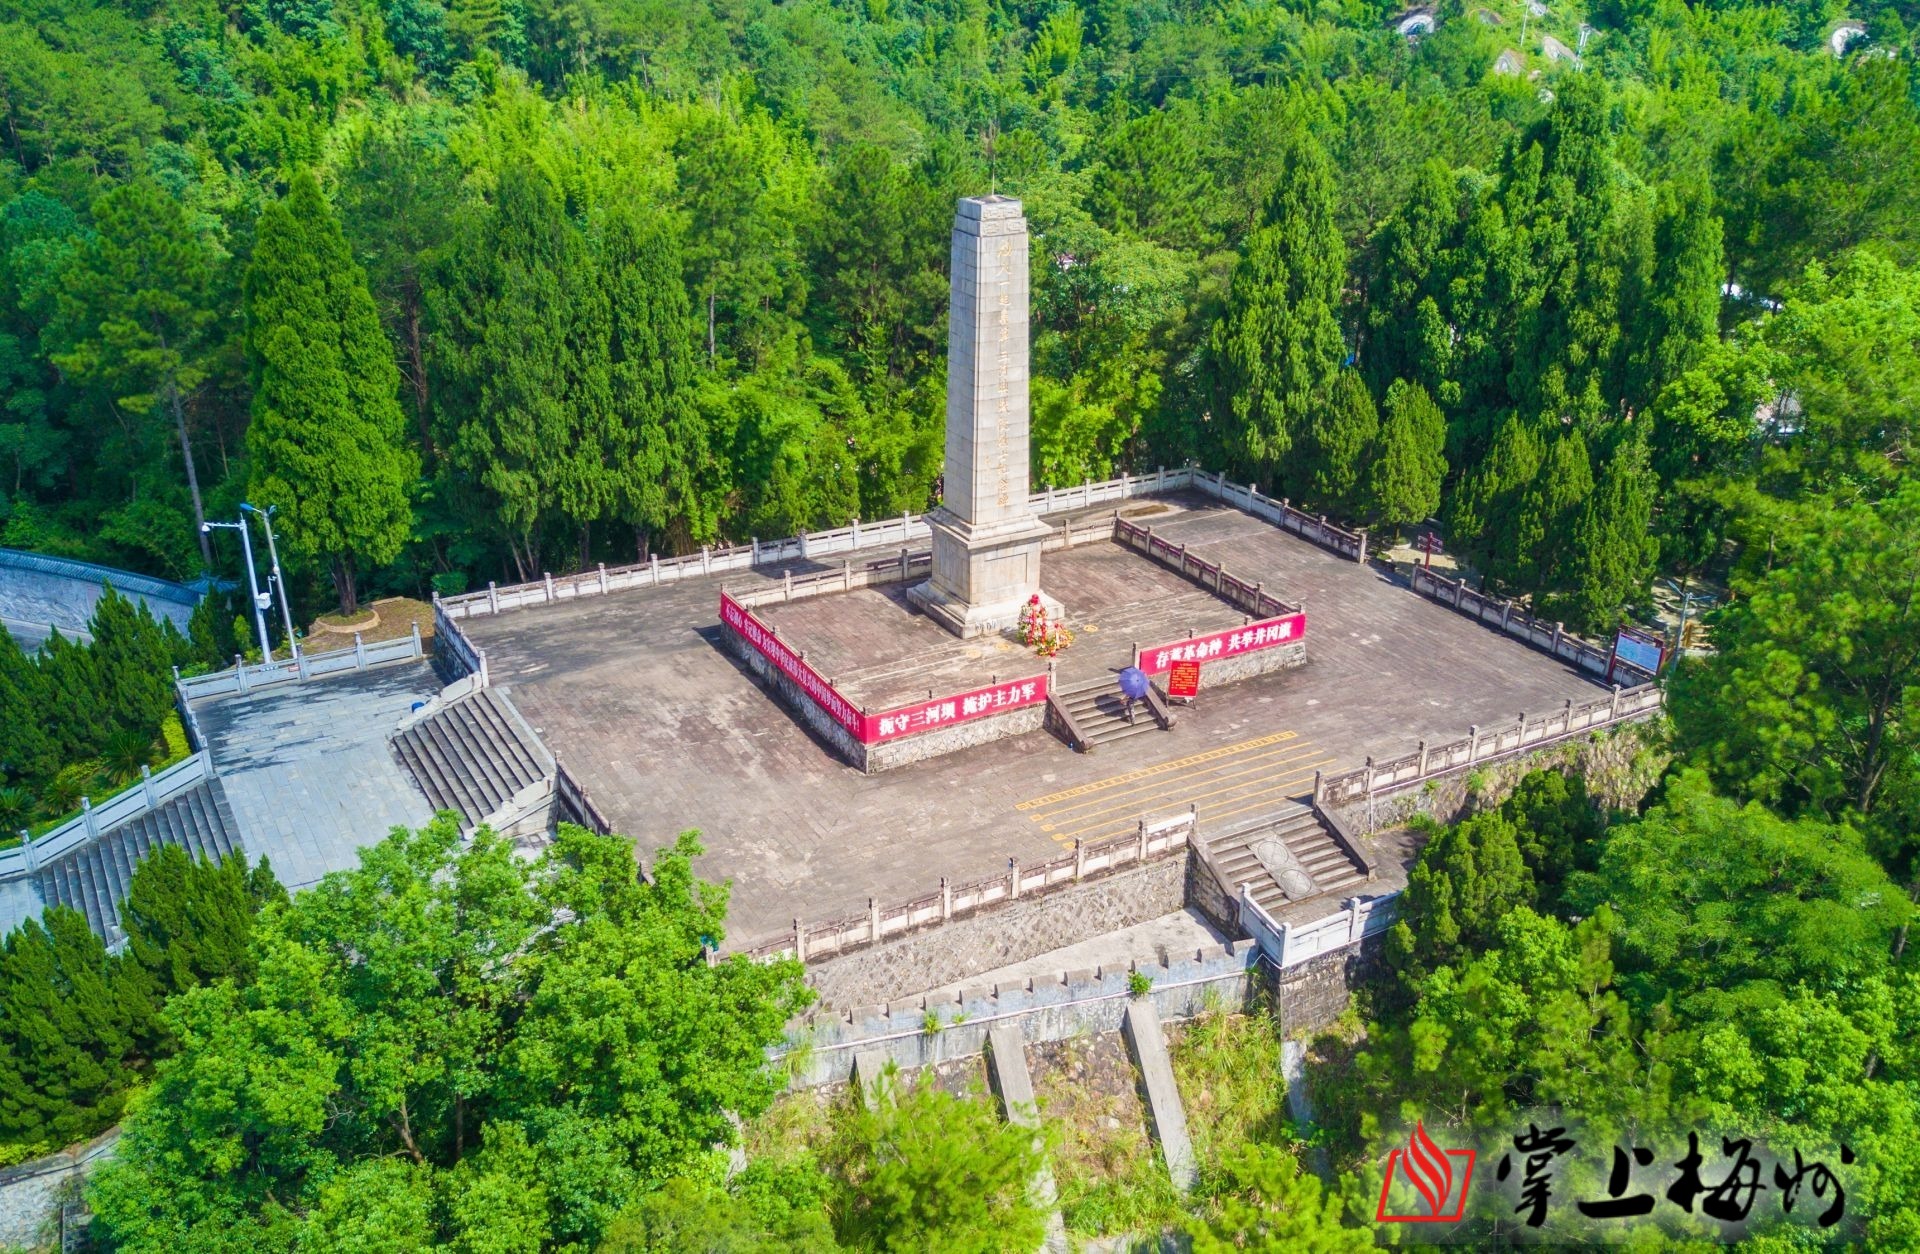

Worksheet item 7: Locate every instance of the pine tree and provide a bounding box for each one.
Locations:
[1620,182,1724,416]
[1507,74,1631,422]
[429,160,580,579]
[0,908,153,1148]
[0,627,54,791]
[1555,432,1657,632]
[1211,132,1346,486]
[1383,808,1536,1002]
[1362,379,1448,535]
[1295,369,1377,518]
[51,179,219,569]
[600,207,717,553]
[84,587,179,749]
[122,847,285,1008]
[1502,431,1594,594]
[1362,161,1459,401]
[245,171,419,615]
[32,631,103,769]
[1444,415,1544,581]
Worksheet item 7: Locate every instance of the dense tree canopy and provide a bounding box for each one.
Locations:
[0,0,1908,650]
[86,820,810,1253]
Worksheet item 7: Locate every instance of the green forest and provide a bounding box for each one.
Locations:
[2,0,1918,1245]
[2,0,1915,629]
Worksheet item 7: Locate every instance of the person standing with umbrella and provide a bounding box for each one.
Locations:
[1117,665,1150,725]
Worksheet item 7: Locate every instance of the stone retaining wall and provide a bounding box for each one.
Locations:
[1327,719,1669,835]
[784,939,1263,1087]
[0,1129,116,1251]
[725,626,869,766]
[1188,639,1306,687]
[802,851,1190,1009]
[864,704,1047,773]
[1271,935,1387,1036]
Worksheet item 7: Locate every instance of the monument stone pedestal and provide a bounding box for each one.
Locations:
[908,509,1061,638]
[909,194,1063,639]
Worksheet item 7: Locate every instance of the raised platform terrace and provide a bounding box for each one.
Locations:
[456,487,1615,948]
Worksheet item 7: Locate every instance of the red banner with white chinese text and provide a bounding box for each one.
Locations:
[1138,612,1306,675]
[720,592,1050,745]
[858,673,1050,743]
[719,592,864,737]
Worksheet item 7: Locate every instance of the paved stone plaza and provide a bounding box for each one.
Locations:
[193,662,440,889]
[464,493,1607,948]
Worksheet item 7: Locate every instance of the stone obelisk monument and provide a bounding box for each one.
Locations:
[910,195,1060,638]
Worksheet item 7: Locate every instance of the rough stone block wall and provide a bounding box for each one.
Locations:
[803,852,1190,1009]
[1184,847,1242,937]
[0,1130,117,1251]
[1271,936,1385,1036]
[727,625,1049,773]
[1195,639,1306,687]
[865,704,1046,772]
[726,629,870,769]
[785,938,1262,1087]
[1329,721,1669,836]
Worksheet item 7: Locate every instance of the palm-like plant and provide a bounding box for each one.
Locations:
[44,763,97,816]
[0,786,33,831]
[104,728,157,783]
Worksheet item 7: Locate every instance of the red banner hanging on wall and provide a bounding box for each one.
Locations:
[859,674,1049,743]
[719,592,864,737]
[1138,612,1306,675]
[720,592,1050,746]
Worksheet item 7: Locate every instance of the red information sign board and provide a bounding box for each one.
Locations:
[1167,659,1201,699]
[1138,611,1306,675]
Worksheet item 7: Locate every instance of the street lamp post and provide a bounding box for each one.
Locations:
[243,502,300,660]
[203,518,272,663]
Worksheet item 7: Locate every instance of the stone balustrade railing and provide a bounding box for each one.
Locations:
[0,751,212,880]
[1186,469,1370,562]
[1313,683,1665,810]
[1113,516,1302,618]
[436,468,1200,624]
[1237,885,1400,970]
[743,810,1197,962]
[175,624,426,701]
[1408,566,1659,685]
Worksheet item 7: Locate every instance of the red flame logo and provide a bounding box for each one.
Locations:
[1407,1120,1455,1216]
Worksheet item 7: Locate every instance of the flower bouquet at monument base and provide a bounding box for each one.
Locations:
[1017,594,1073,657]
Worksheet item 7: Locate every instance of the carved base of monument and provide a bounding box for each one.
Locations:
[908,507,1063,638]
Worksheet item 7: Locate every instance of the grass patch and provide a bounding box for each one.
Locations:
[1169,997,1291,1180]
[741,1085,841,1169]
[1032,1035,1184,1239]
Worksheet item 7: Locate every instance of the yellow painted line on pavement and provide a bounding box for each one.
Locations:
[1042,762,1334,844]
[1030,743,1326,827]
[1014,730,1299,811]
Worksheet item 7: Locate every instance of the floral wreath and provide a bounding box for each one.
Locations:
[1017,594,1074,657]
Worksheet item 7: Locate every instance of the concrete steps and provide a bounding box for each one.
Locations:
[1204,801,1367,915]
[1051,678,1167,751]
[391,687,550,827]
[32,777,246,946]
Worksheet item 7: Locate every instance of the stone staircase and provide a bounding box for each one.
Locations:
[391,687,552,828]
[1049,677,1171,751]
[33,777,246,946]
[1203,801,1367,916]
